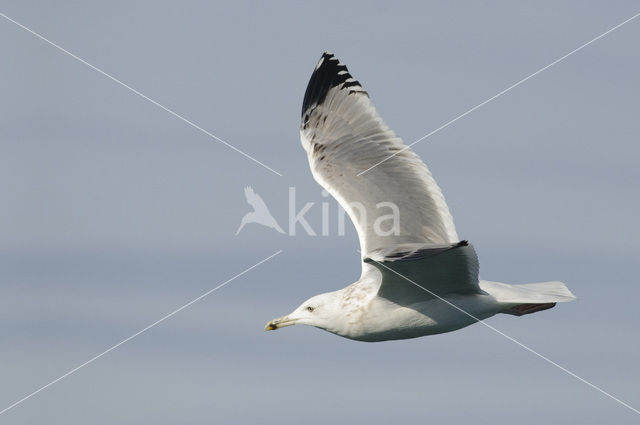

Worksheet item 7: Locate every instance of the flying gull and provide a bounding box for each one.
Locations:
[265,52,575,342]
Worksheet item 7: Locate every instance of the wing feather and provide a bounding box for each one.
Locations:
[364,242,483,302]
[300,53,459,260]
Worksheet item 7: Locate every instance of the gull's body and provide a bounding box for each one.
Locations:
[266,53,575,342]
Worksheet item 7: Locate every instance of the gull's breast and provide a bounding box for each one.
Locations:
[343,293,501,342]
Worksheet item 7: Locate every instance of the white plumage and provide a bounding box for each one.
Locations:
[300,64,457,257]
[265,53,575,342]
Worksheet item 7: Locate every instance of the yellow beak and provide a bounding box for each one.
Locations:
[264,315,296,331]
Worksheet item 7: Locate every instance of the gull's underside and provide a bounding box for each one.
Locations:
[265,53,575,342]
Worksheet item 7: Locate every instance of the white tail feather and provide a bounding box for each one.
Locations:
[480,280,576,305]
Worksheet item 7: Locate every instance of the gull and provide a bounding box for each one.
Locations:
[265,53,575,342]
[236,186,285,235]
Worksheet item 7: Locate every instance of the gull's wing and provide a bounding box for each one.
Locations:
[363,241,483,302]
[300,53,459,259]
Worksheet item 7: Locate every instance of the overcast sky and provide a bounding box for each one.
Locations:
[1,1,639,424]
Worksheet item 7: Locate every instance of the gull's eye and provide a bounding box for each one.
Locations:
[306,306,315,312]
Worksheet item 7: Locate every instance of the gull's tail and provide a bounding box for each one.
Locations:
[479,280,576,316]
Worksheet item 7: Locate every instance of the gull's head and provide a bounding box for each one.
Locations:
[265,292,340,332]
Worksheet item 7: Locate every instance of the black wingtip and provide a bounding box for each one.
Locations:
[301,53,366,118]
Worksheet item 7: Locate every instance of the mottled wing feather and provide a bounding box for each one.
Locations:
[300,53,459,260]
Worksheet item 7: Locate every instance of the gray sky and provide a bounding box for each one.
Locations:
[1,1,639,424]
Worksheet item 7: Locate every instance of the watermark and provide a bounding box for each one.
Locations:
[236,186,400,237]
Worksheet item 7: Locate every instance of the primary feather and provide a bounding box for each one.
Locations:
[300,52,458,261]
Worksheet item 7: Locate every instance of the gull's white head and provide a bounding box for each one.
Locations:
[265,292,344,334]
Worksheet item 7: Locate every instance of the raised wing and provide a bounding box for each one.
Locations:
[300,53,459,259]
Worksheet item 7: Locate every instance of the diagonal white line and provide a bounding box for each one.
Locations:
[365,254,640,415]
[0,11,283,177]
[357,11,640,176]
[0,250,283,417]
